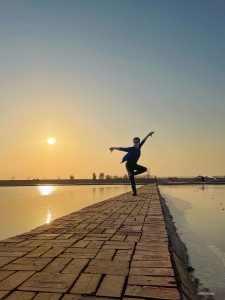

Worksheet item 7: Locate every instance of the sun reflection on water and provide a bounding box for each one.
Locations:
[46,210,51,223]
[37,186,54,196]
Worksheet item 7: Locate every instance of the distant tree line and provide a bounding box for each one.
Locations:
[92,169,152,180]
[10,169,153,180]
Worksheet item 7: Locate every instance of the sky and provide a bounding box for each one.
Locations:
[1,0,225,179]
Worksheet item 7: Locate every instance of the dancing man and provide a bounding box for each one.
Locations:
[110,131,154,196]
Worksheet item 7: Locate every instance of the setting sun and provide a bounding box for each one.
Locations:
[47,138,55,144]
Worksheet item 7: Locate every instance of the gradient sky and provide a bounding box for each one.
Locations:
[1,0,225,179]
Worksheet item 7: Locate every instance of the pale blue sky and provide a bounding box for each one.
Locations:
[1,0,225,178]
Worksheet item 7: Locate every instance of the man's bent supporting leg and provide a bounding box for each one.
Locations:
[126,162,147,195]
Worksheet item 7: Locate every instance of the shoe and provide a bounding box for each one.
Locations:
[133,192,137,196]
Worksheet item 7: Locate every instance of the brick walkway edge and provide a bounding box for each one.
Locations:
[0,184,201,300]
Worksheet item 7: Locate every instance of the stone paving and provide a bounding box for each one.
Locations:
[0,184,181,300]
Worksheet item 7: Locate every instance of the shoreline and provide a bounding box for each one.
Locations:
[0,178,154,187]
[0,178,224,187]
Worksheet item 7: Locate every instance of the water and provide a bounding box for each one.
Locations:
[0,184,132,241]
[159,184,225,300]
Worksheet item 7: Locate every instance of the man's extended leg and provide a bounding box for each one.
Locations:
[134,164,147,176]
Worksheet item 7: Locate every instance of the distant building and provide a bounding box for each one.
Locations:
[167,177,179,182]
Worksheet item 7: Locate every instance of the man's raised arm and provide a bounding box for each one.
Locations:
[140,131,155,146]
[144,131,154,141]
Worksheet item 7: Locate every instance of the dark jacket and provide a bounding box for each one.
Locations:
[120,139,145,163]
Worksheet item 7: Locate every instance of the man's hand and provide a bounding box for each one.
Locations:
[148,131,155,137]
[109,147,114,152]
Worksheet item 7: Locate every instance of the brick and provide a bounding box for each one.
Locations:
[86,241,104,248]
[4,246,36,252]
[131,260,172,268]
[125,285,180,299]
[133,252,170,261]
[71,240,90,248]
[41,247,65,257]
[2,257,52,271]
[42,258,72,273]
[113,250,133,261]
[15,240,34,247]
[118,231,140,236]
[0,245,10,251]
[62,258,89,274]
[0,238,25,243]
[43,240,77,248]
[122,298,143,300]
[85,259,129,276]
[25,240,47,247]
[128,275,177,287]
[91,228,105,234]
[0,271,14,282]
[83,234,112,241]
[25,247,51,257]
[33,292,62,299]
[122,297,143,300]
[103,241,135,250]
[110,235,126,241]
[56,234,74,239]
[96,275,126,297]
[70,273,101,294]
[0,271,35,290]
[130,267,174,276]
[104,229,118,234]
[18,273,78,293]
[95,248,115,260]
[60,295,85,300]
[61,248,99,259]
[136,242,168,251]
[0,290,10,298]
[125,236,140,242]
[0,257,18,268]
[31,234,61,240]
[0,252,25,257]
[5,291,36,300]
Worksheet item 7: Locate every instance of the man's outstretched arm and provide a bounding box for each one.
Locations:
[109,147,131,152]
[109,147,121,152]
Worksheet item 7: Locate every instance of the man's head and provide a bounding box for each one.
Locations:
[133,137,140,148]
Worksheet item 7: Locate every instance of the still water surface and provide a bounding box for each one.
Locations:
[159,184,225,300]
[0,185,132,241]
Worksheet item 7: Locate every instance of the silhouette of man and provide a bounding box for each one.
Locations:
[110,131,154,196]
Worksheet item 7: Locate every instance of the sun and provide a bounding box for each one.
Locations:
[47,138,55,144]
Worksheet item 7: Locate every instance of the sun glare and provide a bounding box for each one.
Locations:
[38,186,54,196]
[47,138,55,144]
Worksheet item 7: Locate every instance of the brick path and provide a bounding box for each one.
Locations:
[0,184,181,300]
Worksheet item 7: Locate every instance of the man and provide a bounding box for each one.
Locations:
[110,131,154,196]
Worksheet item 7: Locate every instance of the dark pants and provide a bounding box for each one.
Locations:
[125,161,147,193]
